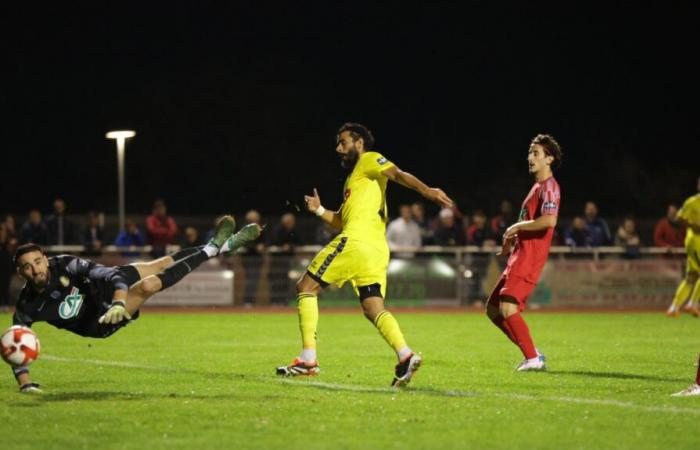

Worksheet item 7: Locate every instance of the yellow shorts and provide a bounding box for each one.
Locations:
[307,234,389,298]
[685,234,700,274]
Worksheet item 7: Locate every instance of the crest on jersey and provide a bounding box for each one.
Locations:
[58,287,83,319]
[376,157,388,165]
[543,201,557,213]
[59,276,70,287]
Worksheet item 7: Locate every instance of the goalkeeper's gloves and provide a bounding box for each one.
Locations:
[98,300,131,324]
[19,382,42,393]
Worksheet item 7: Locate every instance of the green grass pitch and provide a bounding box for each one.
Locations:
[1,311,699,449]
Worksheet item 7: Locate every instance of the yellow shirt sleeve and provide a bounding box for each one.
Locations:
[679,196,700,224]
[363,152,395,180]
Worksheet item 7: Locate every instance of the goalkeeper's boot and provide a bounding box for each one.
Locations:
[276,358,320,376]
[222,223,263,255]
[671,383,700,397]
[207,215,237,253]
[392,352,422,387]
[516,357,546,372]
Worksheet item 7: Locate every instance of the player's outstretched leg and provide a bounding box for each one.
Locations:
[671,353,700,397]
[359,291,420,387]
[277,274,322,376]
[99,216,238,324]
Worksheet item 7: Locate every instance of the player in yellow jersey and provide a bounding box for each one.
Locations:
[276,123,453,386]
[666,177,700,317]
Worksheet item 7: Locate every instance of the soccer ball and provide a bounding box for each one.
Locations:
[1,326,41,367]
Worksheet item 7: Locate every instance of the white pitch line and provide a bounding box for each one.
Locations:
[41,354,700,415]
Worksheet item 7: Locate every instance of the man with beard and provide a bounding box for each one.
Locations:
[8,216,261,393]
[276,122,453,386]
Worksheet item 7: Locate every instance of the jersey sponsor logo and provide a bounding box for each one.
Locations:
[58,287,84,319]
[376,157,388,165]
[50,290,61,299]
[542,201,557,213]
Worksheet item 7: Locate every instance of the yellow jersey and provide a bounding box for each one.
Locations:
[340,151,395,245]
[678,194,700,241]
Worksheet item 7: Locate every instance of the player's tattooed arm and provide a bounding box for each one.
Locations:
[381,166,454,208]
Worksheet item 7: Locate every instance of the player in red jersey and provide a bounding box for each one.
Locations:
[486,134,562,371]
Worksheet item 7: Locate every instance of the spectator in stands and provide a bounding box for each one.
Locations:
[241,209,265,305]
[434,207,466,246]
[2,215,17,248]
[269,213,300,251]
[564,216,590,247]
[490,200,514,239]
[181,226,202,248]
[615,215,642,258]
[314,222,339,246]
[44,198,77,245]
[146,199,178,257]
[386,204,422,249]
[411,201,434,245]
[81,211,104,255]
[114,218,146,247]
[114,218,145,256]
[654,204,686,248]
[0,224,14,312]
[268,213,299,305]
[467,210,497,246]
[584,201,612,246]
[18,209,48,245]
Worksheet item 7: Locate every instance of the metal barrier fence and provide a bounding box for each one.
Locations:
[6,245,684,309]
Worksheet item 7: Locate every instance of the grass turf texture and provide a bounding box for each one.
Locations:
[1,311,699,450]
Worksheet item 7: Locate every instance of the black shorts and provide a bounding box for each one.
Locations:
[73,265,142,338]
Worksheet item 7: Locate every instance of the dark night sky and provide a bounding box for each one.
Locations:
[2,2,698,220]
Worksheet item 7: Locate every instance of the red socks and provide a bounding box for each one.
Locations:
[490,314,517,345]
[504,314,538,359]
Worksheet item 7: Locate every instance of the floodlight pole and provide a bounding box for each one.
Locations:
[106,130,136,232]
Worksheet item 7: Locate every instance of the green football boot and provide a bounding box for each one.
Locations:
[208,215,237,250]
[222,223,263,254]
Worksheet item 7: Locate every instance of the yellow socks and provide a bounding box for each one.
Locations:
[670,280,693,311]
[298,293,318,361]
[374,311,411,359]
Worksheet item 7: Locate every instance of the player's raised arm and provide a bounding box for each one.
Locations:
[304,188,343,230]
[381,166,454,209]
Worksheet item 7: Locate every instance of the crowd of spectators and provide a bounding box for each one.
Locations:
[0,196,690,307]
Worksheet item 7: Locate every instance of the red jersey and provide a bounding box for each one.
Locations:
[505,176,560,282]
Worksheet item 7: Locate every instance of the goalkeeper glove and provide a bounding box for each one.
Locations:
[98,300,131,324]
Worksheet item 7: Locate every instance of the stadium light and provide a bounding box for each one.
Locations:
[106,130,136,232]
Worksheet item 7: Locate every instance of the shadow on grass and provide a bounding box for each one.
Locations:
[39,390,245,402]
[547,370,687,383]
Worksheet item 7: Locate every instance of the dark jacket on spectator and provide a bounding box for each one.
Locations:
[44,214,78,245]
[18,222,49,245]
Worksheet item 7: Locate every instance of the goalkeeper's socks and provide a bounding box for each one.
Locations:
[157,250,208,290]
[170,245,204,261]
[202,242,220,258]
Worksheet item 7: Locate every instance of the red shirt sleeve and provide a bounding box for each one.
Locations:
[540,179,560,217]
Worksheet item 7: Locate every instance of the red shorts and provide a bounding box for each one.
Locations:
[486,273,536,312]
